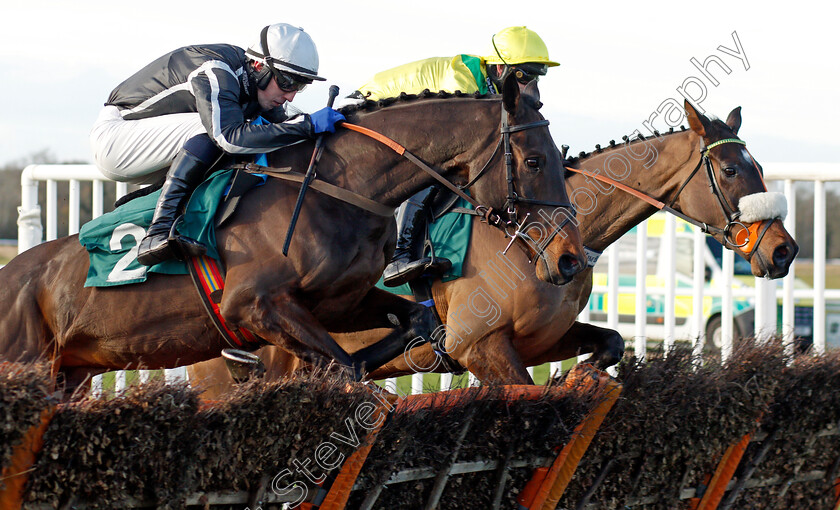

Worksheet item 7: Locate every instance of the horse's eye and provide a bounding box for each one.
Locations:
[722,166,737,177]
[525,158,541,172]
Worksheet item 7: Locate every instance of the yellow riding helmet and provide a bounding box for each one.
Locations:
[484,26,559,67]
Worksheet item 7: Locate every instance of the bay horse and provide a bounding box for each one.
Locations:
[0,77,586,394]
[188,100,797,395]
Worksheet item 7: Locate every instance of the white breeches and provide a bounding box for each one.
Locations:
[90,105,207,184]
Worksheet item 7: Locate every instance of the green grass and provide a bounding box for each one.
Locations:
[0,246,16,265]
[373,358,579,395]
[793,261,840,289]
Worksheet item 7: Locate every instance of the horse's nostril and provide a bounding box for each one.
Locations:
[559,254,582,277]
[773,244,791,266]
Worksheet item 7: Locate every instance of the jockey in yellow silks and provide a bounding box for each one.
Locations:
[347,27,560,287]
[356,55,491,100]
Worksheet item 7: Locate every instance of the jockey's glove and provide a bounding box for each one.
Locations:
[309,107,346,135]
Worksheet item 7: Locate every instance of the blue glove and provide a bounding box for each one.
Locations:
[310,107,345,134]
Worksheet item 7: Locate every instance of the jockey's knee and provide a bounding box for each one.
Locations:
[182,133,223,164]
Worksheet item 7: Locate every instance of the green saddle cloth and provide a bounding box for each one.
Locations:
[375,198,475,295]
[79,169,234,287]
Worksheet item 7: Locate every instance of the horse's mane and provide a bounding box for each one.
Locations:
[566,114,736,164]
[565,125,693,164]
[338,89,493,116]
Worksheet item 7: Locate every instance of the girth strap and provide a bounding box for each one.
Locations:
[186,255,262,350]
[238,162,395,217]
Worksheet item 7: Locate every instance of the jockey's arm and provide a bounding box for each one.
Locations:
[191,65,313,155]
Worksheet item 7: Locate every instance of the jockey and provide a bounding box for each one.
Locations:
[90,23,345,266]
[348,26,559,287]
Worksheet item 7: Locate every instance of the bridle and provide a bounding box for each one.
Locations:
[341,99,577,258]
[664,137,775,263]
[457,105,577,258]
[565,136,778,271]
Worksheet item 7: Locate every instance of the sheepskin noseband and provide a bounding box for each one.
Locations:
[738,192,787,223]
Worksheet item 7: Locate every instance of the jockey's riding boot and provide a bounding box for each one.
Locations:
[382,186,452,287]
[136,136,220,266]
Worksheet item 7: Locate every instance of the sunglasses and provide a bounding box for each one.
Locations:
[272,69,310,93]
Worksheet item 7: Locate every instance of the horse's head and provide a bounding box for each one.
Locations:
[676,100,797,278]
[469,76,586,285]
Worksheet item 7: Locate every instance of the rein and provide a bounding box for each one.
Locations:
[249,98,576,264]
[340,103,575,258]
[565,137,776,262]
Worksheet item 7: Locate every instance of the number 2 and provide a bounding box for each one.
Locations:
[107,223,148,283]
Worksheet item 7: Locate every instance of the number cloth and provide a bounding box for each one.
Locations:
[79,169,253,287]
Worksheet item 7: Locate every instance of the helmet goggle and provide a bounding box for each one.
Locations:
[512,67,539,85]
[270,67,311,92]
[511,63,548,85]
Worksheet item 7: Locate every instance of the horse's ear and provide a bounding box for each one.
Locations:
[502,73,520,114]
[521,80,543,110]
[725,106,742,135]
[684,100,710,137]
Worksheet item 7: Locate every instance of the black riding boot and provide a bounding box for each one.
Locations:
[382,186,452,287]
[136,136,220,266]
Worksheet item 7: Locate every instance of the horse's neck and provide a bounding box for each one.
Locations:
[321,100,497,208]
[572,130,702,252]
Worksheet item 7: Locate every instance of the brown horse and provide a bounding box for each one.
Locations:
[0,77,586,393]
[188,100,797,395]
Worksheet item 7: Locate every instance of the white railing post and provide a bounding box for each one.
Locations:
[814,180,827,354]
[68,179,81,234]
[439,373,453,391]
[17,165,42,254]
[721,250,735,361]
[164,367,188,385]
[577,278,592,365]
[782,179,797,355]
[663,214,677,352]
[607,243,619,331]
[411,372,424,395]
[635,220,648,360]
[692,227,705,359]
[92,180,104,218]
[754,278,776,342]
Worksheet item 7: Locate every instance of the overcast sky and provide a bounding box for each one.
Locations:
[2,0,837,167]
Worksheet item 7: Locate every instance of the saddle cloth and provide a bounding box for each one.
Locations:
[374,198,475,296]
[80,169,473,291]
[79,169,238,287]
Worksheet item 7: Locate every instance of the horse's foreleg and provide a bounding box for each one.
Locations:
[332,288,439,377]
[465,329,533,385]
[324,287,431,333]
[529,321,625,370]
[222,290,355,373]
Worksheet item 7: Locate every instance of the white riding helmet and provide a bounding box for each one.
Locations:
[245,23,325,83]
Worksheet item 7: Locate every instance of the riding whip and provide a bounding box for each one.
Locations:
[282,85,340,256]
